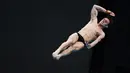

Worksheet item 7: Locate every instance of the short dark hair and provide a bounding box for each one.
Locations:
[98,12,115,24]
[106,14,114,24]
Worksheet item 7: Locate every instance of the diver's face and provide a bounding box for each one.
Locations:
[99,18,110,28]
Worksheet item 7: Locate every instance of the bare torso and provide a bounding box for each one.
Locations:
[78,19,102,43]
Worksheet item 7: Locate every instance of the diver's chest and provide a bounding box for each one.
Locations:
[87,26,101,36]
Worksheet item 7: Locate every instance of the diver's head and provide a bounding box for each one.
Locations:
[99,15,114,28]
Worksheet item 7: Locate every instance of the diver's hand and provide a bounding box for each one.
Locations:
[106,10,115,17]
[87,44,91,49]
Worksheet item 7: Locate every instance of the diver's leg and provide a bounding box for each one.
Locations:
[55,42,84,60]
[52,33,79,58]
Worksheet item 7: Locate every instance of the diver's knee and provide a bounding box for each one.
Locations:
[74,46,83,51]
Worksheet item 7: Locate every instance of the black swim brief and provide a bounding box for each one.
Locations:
[76,32,89,47]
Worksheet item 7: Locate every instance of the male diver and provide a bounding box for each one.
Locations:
[52,4,115,60]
